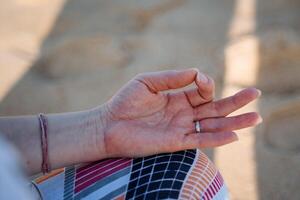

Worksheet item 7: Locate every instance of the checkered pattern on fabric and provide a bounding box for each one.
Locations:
[33,149,229,200]
[125,150,196,199]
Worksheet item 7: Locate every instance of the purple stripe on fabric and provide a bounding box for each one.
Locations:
[208,175,217,196]
[75,160,131,193]
[76,160,104,174]
[76,159,128,185]
[214,176,221,189]
[218,172,224,184]
[202,173,222,200]
[214,177,220,189]
[76,159,117,177]
[215,173,222,187]
[207,187,213,199]
[210,183,217,196]
[205,191,209,200]
[212,180,219,192]
[76,159,125,180]
[218,173,224,187]
[210,181,217,195]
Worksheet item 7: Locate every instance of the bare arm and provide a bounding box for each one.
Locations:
[0,107,107,175]
[0,69,262,176]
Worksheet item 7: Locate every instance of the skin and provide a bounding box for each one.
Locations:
[102,68,262,157]
[0,68,262,175]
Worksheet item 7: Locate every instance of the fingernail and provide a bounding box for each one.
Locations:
[257,89,262,97]
[234,135,239,141]
[257,115,263,124]
[197,73,208,83]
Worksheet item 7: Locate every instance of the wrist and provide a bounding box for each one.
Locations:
[90,104,112,160]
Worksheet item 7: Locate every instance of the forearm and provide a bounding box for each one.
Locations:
[0,107,107,175]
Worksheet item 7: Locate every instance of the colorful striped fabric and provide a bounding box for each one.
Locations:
[32,149,229,200]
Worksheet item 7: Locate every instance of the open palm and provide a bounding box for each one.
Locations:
[103,69,261,158]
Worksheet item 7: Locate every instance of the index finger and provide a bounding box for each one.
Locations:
[183,71,215,107]
[135,68,212,94]
[195,70,215,102]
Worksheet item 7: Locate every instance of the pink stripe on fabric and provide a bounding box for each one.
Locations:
[207,187,213,199]
[75,160,131,193]
[212,180,219,192]
[218,172,224,183]
[217,173,224,186]
[76,159,118,177]
[76,160,105,174]
[214,176,220,189]
[210,183,217,196]
[205,191,209,200]
[76,159,128,185]
[215,173,222,187]
[76,159,125,180]
[202,174,221,200]
[209,182,217,195]
[214,176,221,188]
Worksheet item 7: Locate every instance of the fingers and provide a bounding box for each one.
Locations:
[195,72,215,103]
[135,68,213,98]
[194,87,261,119]
[184,72,215,107]
[135,69,198,93]
[200,112,262,132]
[181,112,261,149]
[182,131,238,149]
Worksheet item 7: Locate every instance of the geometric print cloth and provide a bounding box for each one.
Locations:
[32,149,229,200]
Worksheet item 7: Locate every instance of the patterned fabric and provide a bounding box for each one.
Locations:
[33,149,229,200]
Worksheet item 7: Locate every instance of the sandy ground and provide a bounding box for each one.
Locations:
[1,0,300,199]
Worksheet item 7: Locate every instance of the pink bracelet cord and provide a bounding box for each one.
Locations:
[38,113,50,174]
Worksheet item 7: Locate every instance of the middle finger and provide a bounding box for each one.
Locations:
[194,87,261,120]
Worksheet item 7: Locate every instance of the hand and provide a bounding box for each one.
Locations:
[100,69,262,158]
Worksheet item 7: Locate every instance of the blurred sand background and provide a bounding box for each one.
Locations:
[1,0,300,199]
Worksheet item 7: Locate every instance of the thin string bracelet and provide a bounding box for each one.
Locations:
[38,113,51,174]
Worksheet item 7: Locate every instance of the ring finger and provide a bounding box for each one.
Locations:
[197,112,262,133]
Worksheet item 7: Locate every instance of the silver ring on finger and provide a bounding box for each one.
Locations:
[194,121,202,133]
